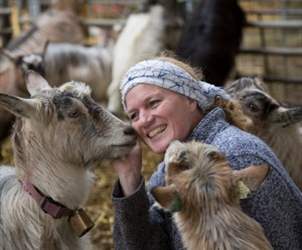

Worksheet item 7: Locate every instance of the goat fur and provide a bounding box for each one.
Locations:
[226,77,302,190]
[152,140,272,250]
[0,72,136,250]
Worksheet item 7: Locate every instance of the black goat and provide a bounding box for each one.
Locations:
[176,0,246,86]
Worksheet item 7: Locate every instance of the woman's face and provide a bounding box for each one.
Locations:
[125,84,203,153]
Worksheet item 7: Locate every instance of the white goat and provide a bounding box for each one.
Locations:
[152,140,272,250]
[0,71,136,250]
[106,5,166,115]
[226,77,302,190]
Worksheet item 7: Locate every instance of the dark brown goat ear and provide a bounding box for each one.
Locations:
[151,185,182,213]
[233,164,270,191]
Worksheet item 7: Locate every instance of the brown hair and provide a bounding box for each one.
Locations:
[156,51,204,80]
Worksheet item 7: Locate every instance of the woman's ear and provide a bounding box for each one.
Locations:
[187,99,199,111]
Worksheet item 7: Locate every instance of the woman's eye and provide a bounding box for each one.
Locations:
[68,110,80,118]
[149,99,160,108]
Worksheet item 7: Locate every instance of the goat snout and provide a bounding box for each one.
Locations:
[124,126,136,136]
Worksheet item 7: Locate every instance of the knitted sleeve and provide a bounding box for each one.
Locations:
[228,154,302,250]
[112,162,176,250]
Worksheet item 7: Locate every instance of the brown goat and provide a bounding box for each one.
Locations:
[225,77,302,190]
[0,71,136,250]
[152,140,272,250]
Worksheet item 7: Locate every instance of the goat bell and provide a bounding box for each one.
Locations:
[68,208,94,237]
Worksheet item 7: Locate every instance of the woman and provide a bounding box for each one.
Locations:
[111,56,302,250]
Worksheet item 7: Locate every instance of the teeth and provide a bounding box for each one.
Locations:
[148,125,166,138]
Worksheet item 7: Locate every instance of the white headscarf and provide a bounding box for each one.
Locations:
[120,59,230,111]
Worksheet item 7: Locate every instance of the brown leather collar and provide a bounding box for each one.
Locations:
[20,180,74,219]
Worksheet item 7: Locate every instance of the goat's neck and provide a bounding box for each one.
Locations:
[175,203,269,250]
[257,124,302,188]
[16,155,92,210]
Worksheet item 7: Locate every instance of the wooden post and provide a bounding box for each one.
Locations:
[9,0,20,37]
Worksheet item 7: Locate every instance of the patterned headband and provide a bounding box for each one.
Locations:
[120,59,230,111]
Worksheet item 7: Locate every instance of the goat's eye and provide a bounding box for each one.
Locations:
[247,103,260,113]
[68,110,80,118]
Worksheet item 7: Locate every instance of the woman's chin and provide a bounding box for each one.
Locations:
[147,140,170,154]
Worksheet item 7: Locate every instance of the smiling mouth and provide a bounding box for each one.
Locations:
[147,125,167,138]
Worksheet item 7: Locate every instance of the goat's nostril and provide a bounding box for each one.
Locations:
[124,126,136,135]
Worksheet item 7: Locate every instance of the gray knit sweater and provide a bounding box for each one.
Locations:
[112,108,302,250]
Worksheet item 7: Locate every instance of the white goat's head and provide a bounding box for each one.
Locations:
[226,77,302,130]
[0,71,136,169]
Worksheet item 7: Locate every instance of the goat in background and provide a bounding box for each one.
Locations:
[106,4,166,115]
[176,0,246,86]
[0,42,112,142]
[0,71,136,250]
[226,77,302,190]
[0,0,87,142]
[152,140,272,250]
[19,42,112,104]
[107,0,184,116]
[5,0,87,57]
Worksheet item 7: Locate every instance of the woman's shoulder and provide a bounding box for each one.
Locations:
[212,125,273,157]
[209,125,287,173]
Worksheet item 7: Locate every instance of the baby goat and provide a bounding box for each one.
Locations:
[152,140,272,250]
[226,77,302,190]
[0,71,136,250]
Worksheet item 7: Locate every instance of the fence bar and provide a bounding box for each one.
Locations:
[240,47,302,56]
[247,8,302,16]
[247,20,302,29]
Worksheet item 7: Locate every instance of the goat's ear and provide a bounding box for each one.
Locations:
[0,93,39,118]
[151,185,182,213]
[25,70,51,96]
[208,150,225,161]
[233,164,270,192]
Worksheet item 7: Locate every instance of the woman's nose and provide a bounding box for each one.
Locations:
[139,111,153,125]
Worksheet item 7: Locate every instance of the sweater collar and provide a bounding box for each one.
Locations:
[187,107,228,144]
